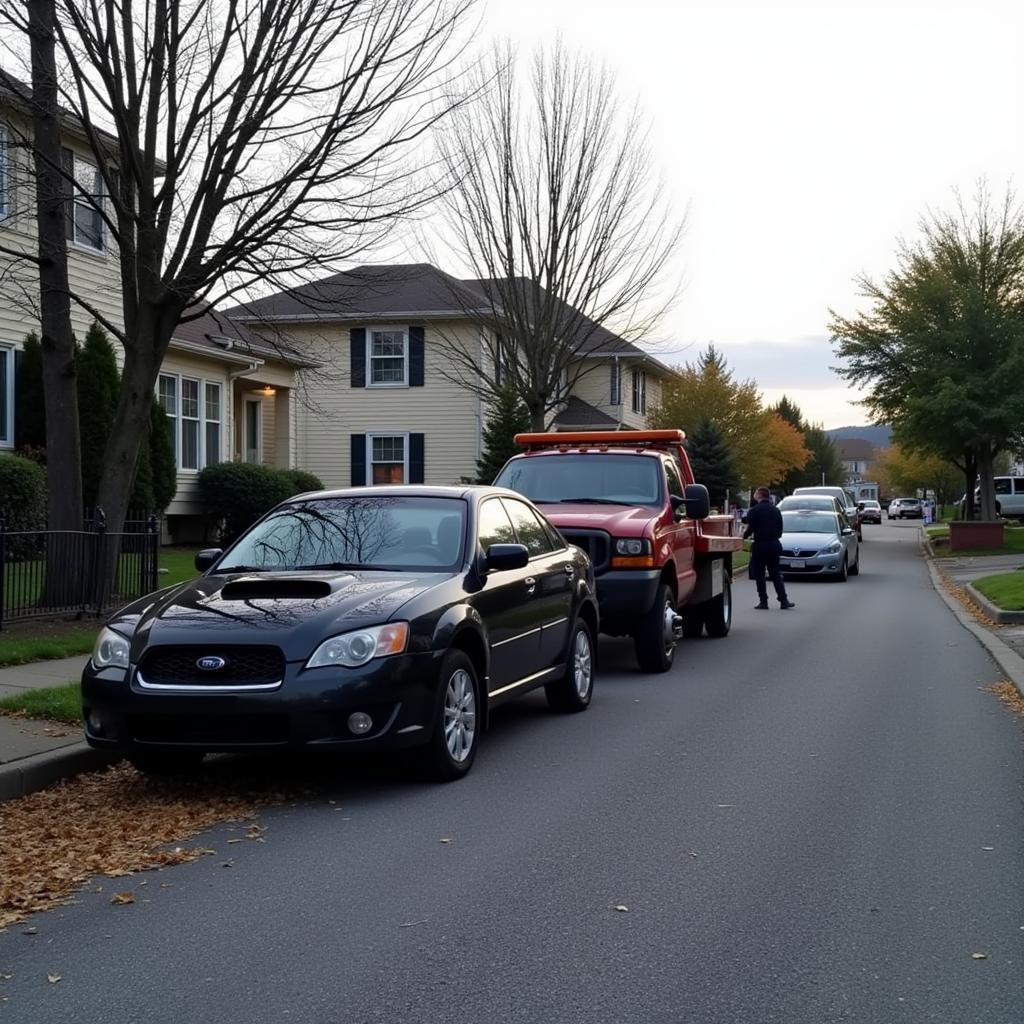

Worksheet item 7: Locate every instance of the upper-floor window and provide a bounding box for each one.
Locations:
[632,369,647,415]
[62,147,105,252]
[368,329,407,386]
[610,362,623,405]
[157,372,222,471]
[0,125,9,220]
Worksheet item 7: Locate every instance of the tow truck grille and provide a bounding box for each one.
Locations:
[560,529,610,574]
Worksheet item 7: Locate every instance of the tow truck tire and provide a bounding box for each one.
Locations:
[634,583,677,673]
[704,572,733,638]
[681,610,705,639]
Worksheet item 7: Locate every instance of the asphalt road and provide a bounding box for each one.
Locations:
[2,521,1023,1023]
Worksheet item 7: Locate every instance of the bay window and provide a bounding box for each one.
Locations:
[157,372,222,471]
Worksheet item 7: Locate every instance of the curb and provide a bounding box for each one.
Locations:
[964,583,1024,625]
[0,743,120,803]
[921,542,1024,698]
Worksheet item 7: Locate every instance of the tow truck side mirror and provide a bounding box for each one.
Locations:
[672,485,710,521]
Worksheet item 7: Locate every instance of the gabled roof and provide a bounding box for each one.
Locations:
[552,397,620,429]
[227,262,673,375]
[836,438,875,461]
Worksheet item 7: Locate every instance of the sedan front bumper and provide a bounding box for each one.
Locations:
[778,553,846,576]
[81,649,445,753]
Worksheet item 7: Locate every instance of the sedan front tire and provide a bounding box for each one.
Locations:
[419,650,479,782]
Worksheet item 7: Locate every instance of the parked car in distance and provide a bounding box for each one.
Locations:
[792,486,862,538]
[858,499,882,524]
[82,486,600,782]
[959,477,1024,520]
[891,497,923,519]
[779,509,860,581]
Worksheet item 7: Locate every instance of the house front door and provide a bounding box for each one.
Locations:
[244,398,262,464]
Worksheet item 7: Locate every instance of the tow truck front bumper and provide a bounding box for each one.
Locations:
[596,569,662,617]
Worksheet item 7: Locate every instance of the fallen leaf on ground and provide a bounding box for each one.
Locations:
[439,838,453,844]
[47,974,61,984]
[615,905,629,912]
[972,952,988,960]
[110,892,135,905]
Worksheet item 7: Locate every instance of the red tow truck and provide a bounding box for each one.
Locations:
[493,430,742,673]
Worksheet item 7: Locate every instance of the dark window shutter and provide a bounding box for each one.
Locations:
[61,147,74,240]
[409,433,425,484]
[350,328,366,388]
[350,433,366,485]
[409,326,424,387]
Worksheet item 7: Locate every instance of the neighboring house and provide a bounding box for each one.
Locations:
[228,263,673,488]
[836,438,879,502]
[0,72,307,542]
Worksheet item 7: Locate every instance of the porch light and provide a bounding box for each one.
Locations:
[259,386,276,396]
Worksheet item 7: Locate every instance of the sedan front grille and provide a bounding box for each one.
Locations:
[560,529,611,574]
[781,548,818,558]
[138,646,285,687]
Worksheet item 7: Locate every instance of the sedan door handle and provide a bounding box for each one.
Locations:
[524,576,537,594]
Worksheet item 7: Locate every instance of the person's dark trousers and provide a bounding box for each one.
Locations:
[749,543,789,604]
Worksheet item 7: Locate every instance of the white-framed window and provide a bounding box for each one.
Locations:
[0,125,9,221]
[632,369,647,415]
[369,433,407,484]
[157,371,222,471]
[0,344,12,447]
[610,362,623,405]
[367,328,407,387]
[62,146,106,252]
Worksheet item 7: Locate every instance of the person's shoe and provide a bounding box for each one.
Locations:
[755,601,769,610]
[779,600,795,610]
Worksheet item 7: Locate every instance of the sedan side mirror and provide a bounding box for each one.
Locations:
[195,548,223,572]
[485,543,529,572]
[841,528,854,536]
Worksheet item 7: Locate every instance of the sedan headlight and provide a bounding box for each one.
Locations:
[306,622,409,669]
[92,626,131,671]
[820,540,843,555]
[614,538,652,556]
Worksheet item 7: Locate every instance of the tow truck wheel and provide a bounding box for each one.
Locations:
[704,572,733,638]
[681,610,705,639]
[634,583,679,673]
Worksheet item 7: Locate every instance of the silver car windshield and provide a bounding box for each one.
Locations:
[782,512,840,534]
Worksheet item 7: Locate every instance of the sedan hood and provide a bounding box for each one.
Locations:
[538,503,658,535]
[780,531,838,552]
[111,570,447,660]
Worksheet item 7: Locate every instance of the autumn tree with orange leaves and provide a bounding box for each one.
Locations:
[651,345,809,490]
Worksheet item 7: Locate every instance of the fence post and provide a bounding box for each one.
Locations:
[94,506,107,615]
[0,519,5,632]
[147,514,159,594]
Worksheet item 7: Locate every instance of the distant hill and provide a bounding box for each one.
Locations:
[826,425,891,448]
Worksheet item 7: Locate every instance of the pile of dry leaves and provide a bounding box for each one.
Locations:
[982,680,1024,717]
[0,763,293,930]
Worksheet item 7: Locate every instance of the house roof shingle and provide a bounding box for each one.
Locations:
[551,397,620,429]
[172,307,316,367]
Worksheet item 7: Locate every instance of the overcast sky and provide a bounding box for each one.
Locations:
[470,0,1024,427]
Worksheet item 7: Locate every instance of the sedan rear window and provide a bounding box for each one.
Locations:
[495,454,662,506]
[219,496,466,572]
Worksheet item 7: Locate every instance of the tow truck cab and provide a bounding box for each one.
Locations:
[493,430,742,673]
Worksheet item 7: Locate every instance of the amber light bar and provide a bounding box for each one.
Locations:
[514,429,686,451]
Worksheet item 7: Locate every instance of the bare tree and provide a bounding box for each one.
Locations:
[1,0,474,536]
[430,40,683,430]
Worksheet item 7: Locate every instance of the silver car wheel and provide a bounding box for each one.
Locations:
[443,668,476,763]
[573,628,593,698]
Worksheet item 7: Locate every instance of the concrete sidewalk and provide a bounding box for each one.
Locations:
[0,655,115,801]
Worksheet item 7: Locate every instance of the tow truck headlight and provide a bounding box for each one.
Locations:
[615,539,651,556]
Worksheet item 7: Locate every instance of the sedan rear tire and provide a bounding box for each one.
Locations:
[419,650,479,782]
[545,618,594,713]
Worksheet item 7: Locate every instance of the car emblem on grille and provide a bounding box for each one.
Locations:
[196,656,227,672]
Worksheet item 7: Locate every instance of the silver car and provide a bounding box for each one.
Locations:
[779,509,860,581]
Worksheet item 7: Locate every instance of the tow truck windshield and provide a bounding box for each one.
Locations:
[495,453,663,507]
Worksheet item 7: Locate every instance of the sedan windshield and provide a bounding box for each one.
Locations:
[779,497,835,511]
[495,454,663,506]
[782,512,840,534]
[218,496,466,572]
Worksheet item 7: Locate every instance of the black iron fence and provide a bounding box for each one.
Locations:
[0,510,160,629]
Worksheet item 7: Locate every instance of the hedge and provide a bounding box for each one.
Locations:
[0,453,47,558]
[198,462,324,543]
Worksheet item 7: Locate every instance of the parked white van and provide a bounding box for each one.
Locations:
[964,477,1024,519]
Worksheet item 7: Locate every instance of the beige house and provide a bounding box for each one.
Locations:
[228,263,673,489]
[0,73,306,541]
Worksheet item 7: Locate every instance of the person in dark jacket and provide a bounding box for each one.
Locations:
[743,487,795,610]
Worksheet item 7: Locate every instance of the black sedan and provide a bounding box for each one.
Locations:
[82,486,599,781]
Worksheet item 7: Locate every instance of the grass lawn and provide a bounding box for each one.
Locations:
[973,570,1024,611]
[159,546,201,587]
[0,623,98,668]
[734,546,750,573]
[0,681,81,724]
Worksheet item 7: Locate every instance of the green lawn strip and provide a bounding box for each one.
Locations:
[0,628,97,668]
[0,681,82,724]
[160,546,202,588]
[972,571,1024,611]
[734,548,750,573]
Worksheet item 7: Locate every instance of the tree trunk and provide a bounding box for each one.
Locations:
[962,451,977,521]
[29,0,82,532]
[977,446,998,521]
